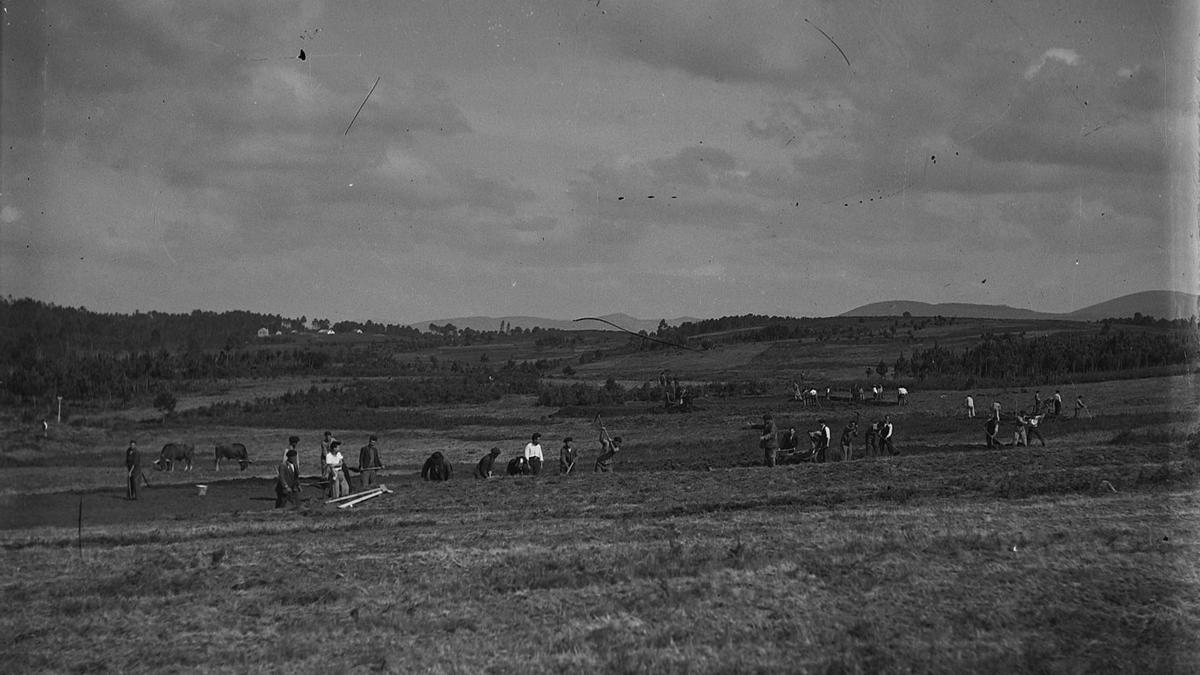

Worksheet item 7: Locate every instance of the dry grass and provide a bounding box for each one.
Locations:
[2,372,1198,672]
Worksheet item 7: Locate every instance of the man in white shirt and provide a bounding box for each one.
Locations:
[325,440,350,498]
[965,395,975,418]
[813,419,831,463]
[879,415,896,455]
[523,433,544,475]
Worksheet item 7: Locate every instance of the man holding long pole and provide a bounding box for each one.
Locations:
[594,417,621,473]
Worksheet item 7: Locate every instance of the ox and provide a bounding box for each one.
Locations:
[214,443,252,471]
[153,443,194,471]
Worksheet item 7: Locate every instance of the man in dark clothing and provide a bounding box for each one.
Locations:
[506,456,531,476]
[840,419,859,461]
[559,437,578,474]
[358,435,384,488]
[125,440,142,500]
[985,416,1000,448]
[813,419,831,463]
[595,428,620,473]
[475,447,502,478]
[760,413,780,467]
[275,449,301,508]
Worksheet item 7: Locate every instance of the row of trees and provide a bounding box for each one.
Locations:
[893,328,1198,382]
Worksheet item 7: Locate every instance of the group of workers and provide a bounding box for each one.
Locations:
[475,428,622,478]
[270,426,625,507]
[759,413,897,467]
[795,383,909,406]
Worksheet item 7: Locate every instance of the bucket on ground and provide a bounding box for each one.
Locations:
[196,484,208,496]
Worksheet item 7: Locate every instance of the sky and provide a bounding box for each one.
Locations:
[2,0,1197,324]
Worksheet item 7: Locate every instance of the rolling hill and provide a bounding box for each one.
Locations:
[842,290,1199,321]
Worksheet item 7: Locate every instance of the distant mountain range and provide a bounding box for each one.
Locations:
[412,290,1198,333]
[840,290,1200,321]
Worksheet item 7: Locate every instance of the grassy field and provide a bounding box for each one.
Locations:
[1,371,1198,672]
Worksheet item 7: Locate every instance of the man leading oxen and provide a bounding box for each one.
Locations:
[214,443,252,471]
[153,443,194,471]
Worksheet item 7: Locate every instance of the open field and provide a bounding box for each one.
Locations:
[2,369,1199,671]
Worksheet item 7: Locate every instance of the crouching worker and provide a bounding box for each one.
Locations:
[507,456,531,476]
[475,447,502,478]
[275,449,301,508]
[422,451,452,481]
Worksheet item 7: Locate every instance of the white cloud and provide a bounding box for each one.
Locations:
[1024,48,1082,79]
[0,205,22,223]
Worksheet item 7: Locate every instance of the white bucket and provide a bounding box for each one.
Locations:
[196,484,208,496]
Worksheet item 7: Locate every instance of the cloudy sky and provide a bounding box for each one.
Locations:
[2,1,1197,323]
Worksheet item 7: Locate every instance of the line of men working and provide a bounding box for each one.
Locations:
[760,413,896,467]
[475,427,622,478]
[796,383,909,406]
[965,390,1090,420]
[273,426,626,506]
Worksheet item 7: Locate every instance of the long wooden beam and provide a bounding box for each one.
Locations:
[324,485,387,505]
[337,489,388,509]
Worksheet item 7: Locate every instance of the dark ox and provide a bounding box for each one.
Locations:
[214,443,252,471]
[421,452,452,481]
[153,443,194,471]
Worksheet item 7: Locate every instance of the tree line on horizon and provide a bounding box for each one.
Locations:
[2,297,1196,413]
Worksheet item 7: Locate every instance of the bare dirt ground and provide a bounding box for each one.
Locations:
[1,373,1198,672]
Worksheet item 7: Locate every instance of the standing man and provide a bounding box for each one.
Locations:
[358,435,384,488]
[1026,411,1046,446]
[595,427,621,473]
[965,394,976,418]
[284,435,300,467]
[992,400,1002,420]
[275,449,301,508]
[813,419,831,463]
[897,387,909,405]
[319,431,337,480]
[760,413,780,467]
[864,420,880,457]
[1013,410,1029,447]
[840,419,859,461]
[325,440,350,499]
[125,440,142,500]
[524,433,544,475]
[559,437,577,474]
[1052,390,1063,417]
[879,415,896,455]
[1075,395,1090,418]
[1033,391,1043,415]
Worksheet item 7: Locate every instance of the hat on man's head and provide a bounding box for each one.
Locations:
[490,446,502,455]
[288,435,300,444]
[563,437,573,444]
[369,434,378,441]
